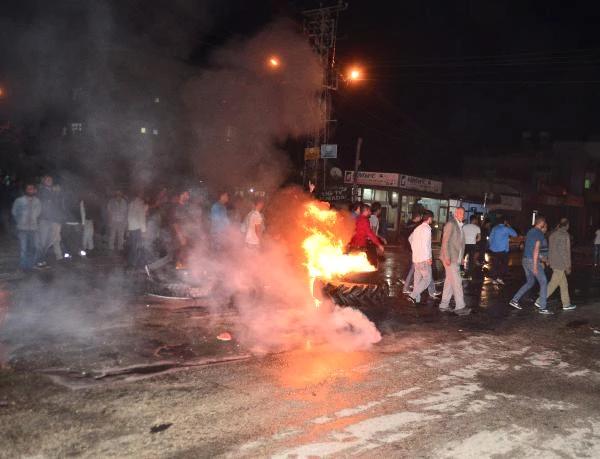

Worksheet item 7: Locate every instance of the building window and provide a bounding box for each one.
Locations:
[152,129,159,135]
[71,122,83,134]
[362,188,374,201]
[140,127,147,134]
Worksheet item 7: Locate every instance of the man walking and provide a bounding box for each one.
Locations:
[400,212,422,293]
[107,191,128,252]
[510,216,551,314]
[11,183,42,271]
[538,218,575,311]
[127,189,147,270]
[439,207,470,315]
[488,219,517,285]
[210,191,230,251]
[406,210,434,305]
[462,215,481,278]
[243,198,266,250]
[37,175,64,264]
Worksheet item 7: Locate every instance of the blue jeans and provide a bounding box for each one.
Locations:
[512,258,548,308]
[127,229,145,268]
[17,230,39,270]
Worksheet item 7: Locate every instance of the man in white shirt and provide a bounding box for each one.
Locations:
[127,190,147,269]
[244,198,265,249]
[406,210,434,304]
[462,215,481,278]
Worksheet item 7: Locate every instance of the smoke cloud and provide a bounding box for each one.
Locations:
[183,19,323,192]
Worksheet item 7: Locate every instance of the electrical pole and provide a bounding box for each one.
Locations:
[302,0,348,192]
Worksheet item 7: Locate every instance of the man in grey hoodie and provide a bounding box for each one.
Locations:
[537,218,575,310]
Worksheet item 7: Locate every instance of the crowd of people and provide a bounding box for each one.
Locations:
[8,176,268,274]
[3,177,588,316]
[393,207,578,316]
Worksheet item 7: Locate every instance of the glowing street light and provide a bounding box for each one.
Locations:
[268,56,281,68]
[347,67,362,82]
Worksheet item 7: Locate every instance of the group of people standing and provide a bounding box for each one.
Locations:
[11,175,76,271]
[397,208,576,316]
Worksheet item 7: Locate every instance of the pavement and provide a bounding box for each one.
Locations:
[0,235,599,457]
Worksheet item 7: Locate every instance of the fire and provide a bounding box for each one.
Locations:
[302,202,375,281]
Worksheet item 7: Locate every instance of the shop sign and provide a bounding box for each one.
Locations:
[318,186,350,202]
[304,147,320,160]
[344,171,399,187]
[399,174,443,194]
[320,144,338,159]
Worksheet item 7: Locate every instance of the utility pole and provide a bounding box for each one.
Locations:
[352,137,362,202]
[302,0,348,192]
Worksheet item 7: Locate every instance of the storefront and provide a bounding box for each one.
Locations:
[344,171,445,242]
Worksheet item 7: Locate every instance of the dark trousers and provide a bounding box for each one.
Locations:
[127,229,145,268]
[490,251,509,280]
[464,244,478,274]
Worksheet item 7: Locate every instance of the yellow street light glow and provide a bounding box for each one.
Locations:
[268,56,280,68]
[349,69,360,80]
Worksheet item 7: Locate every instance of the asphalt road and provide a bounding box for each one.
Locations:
[1,246,599,457]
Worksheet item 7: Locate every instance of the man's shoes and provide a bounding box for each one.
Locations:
[402,289,413,294]
[429,291,441,299]
[562,304,577,311]
[439,305,452,312]
[454,307,472,316]
[406,295,417,305]
[495,278,505,285]
[35,261,47,268]
[538,308,554,315]
[534,301,544,309]
[509,300,521,310]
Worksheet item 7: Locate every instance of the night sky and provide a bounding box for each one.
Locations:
[3,1,600,179]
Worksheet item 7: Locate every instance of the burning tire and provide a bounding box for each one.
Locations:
[316,278,389,308]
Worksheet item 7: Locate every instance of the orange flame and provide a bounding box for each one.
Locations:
[302,202,375,281]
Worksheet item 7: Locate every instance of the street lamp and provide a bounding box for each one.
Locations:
[267,56,281,69]
[345,66,363,83]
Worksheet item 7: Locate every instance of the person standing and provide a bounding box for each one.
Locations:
[127,190,147,269]
[594,227,600,267]
[488,219,517,285]
[400,213,423,293]
[11,183,42,271]
[349,203,385,268]
[462,215,481,278]
[369,202,387,245]
[538,218,575,311]
[509,216,551,314]
[439,207,470,315]
[243,198,265,250]
[210,191,230,251]
[37,175,64,264]
[107,191,128,252]
[406,210,434,305]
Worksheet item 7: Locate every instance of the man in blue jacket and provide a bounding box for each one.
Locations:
[487,219,517,285]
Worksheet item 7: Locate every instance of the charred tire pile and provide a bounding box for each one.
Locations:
[317,279,390,308]
[146,281,192,300]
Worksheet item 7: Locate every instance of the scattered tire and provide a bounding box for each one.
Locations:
[146,281,192,300]
[316,278,389,308]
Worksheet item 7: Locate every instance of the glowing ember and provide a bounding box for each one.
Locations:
[302,202,375,281]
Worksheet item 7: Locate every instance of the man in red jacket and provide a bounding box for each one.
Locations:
[348,203,385,267]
